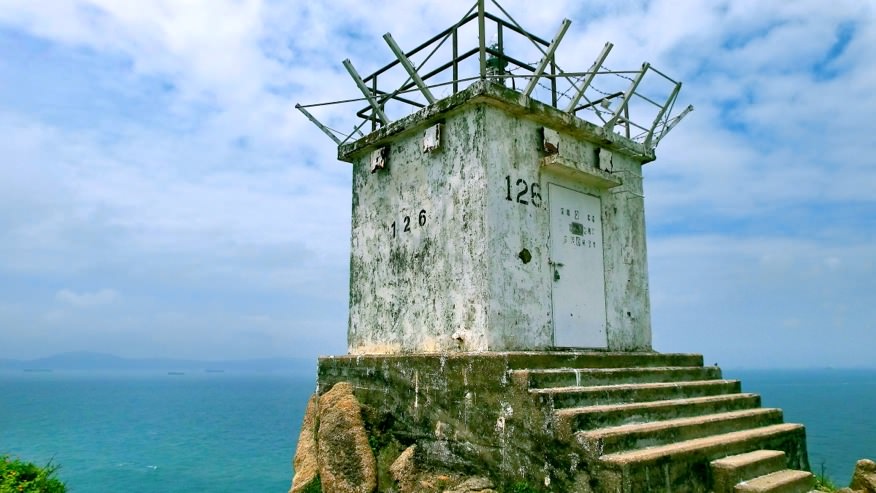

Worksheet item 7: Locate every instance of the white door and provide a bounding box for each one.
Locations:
[549,183,608,348]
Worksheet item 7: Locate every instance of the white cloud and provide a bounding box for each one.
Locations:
[56,288,119,308]
[0,0,873,364]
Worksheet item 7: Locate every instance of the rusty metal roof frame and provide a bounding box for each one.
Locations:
[296,0,693,152]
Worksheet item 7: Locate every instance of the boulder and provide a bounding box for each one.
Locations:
[289,394,320,493]
[850,459,876,493]
[317,382,377,493]
[389,445,495,493]
[390,445,418,492]
[445,476,496,493]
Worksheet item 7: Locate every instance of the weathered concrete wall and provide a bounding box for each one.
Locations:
[304,352,810,493]
[348,107,490,353]
[344,82,652,353]
[480,104,652,351]
[316,353,585,490]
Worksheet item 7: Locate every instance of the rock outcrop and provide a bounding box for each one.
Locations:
[289,395,319,493]
[388,445,418,492]
[289,382,377,493]
[388,444,496,493]
[850,459,876,493]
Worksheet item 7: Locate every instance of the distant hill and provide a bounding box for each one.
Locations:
[0,351,317,373]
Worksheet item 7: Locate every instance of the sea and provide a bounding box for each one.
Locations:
[1,368,874,492]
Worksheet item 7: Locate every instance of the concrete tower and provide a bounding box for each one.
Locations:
[341,82,657,354]
[292,4,810,493]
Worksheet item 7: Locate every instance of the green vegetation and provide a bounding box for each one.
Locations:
[300,476,321,493]
[505,482,541,493]
[0,456,66,493]
[813,461,840,492]
[813,473,839,492]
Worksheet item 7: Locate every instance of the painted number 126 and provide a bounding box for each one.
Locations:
[505,175,541,207]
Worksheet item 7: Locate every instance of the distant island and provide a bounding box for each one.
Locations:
[0,351,317,373]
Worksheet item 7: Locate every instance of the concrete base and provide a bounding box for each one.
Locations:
[305,352,810,492]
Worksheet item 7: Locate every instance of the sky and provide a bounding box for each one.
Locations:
[0,0,873,367]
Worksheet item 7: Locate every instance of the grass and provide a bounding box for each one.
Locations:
[813,473,839,492]
[0,456,66,493]
[812,460,840,492]
[505,482,542,493]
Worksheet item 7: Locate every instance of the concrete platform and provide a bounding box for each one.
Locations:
[315,351,811,492]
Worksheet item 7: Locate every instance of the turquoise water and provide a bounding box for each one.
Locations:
[725,369,876,483]
[1,369,873,491]
[0,371,313,492]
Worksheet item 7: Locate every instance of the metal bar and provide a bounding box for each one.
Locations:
[644,64,678,83]
[418,47,480,82]
[497,22,504,84]
[631,91,665,108]
[377,88,428,108]
[622,119,650,133]
[295,104,341,145]
[577,94,609,123]
[484,12,550,46]
[453,28,459,93]
[405,6,477,88]
[478,0,486,79]
[485,47,536,73]
[523,19,571,97]
[371,76,378,131]
[556,70,640,77]
[644,81,681,148]
[340,119,370,146]
[365,48,481,114]
[605,62,649,130]
[654,104,693,147]
[488,0,551,57]
[497,22,503,56]
[624,104,630,138]
[364,10,478,81]
[383,33,436,104]
[574,91,623,111]
[351,74,486,124]
[550,59,557,107]
[386,47,479,100]
[298,96,381,108]
[565,42,613,112]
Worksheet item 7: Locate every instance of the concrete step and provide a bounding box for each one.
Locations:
[556,393,762,432]
[576,408,784,455]
[712,450,789,493]
[734,469,814,493]
[600,422,807,470]
[503,352,704,370]
[597,424,809,493]
[512,365,722,389]
[531,379,741,408]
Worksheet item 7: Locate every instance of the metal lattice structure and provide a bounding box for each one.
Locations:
[297,0,693,151]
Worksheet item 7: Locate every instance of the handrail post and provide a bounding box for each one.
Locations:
[654,104,694,147]
[605,62,648,130]
[383,33,436,104]
[565,42,613,113]
[295,104,341,145]
[644,81,681,149]
[523,19,571,98]
[478,0,486,79]
[343,58,390,126]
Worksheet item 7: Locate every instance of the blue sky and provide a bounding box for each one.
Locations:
[0,0,873,367]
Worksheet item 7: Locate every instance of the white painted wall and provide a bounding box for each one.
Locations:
[343,83,652,354]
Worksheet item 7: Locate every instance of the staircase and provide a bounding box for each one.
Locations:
[508,353,813,493]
